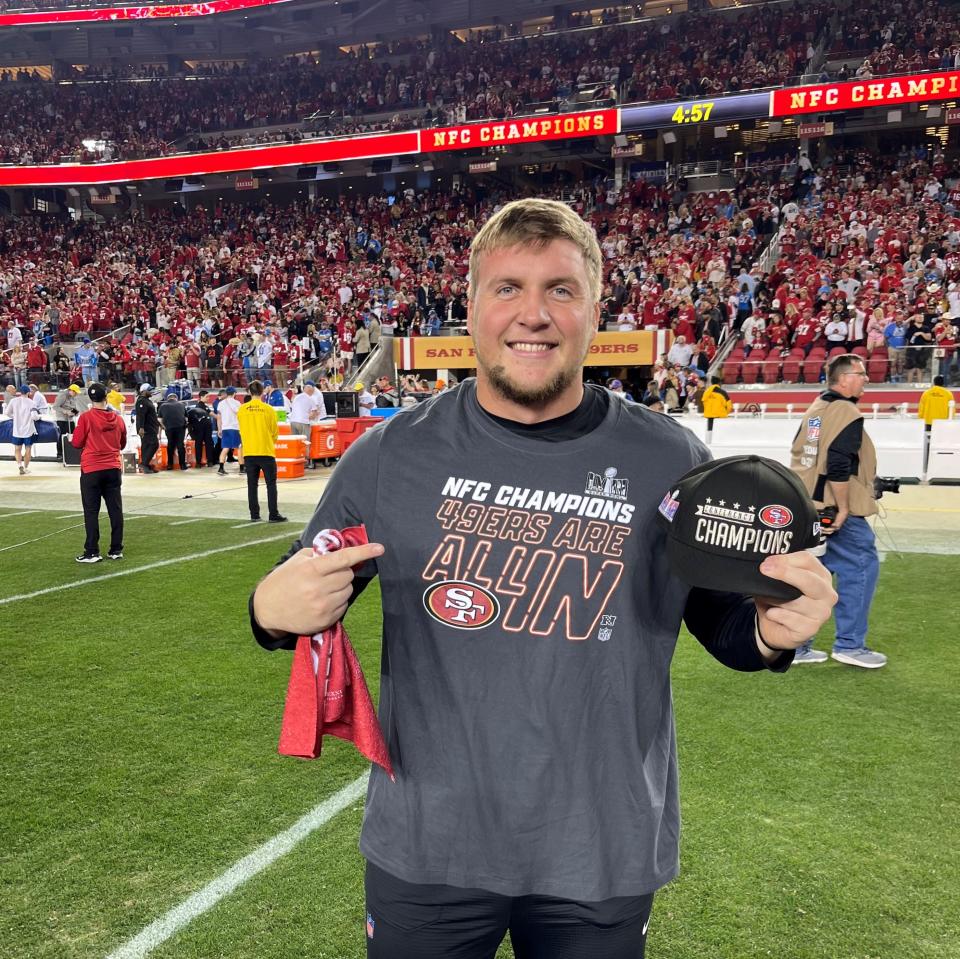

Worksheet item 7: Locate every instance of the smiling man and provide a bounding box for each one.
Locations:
[467,214,600,421]
[250,198,835,959]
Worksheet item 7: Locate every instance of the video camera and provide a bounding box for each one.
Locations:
[874,476,900,499]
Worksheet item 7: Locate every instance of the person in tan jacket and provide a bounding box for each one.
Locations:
[790,354,886,669]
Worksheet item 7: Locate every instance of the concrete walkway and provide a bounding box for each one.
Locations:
[0,460,332,526]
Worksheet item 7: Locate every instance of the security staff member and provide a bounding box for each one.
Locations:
[158,389,188,471]
[236,380,287,523]
[701,376,732,418]
[790,353,886,668]
[134,384,161,474]
[917,375,955,479]
[918,375,954,426]
[701,375,732,444]
[186,397,216,468]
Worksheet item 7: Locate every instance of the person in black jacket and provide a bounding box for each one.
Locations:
[158,389,188,471]
[134,384,161,474]
[187,398,216,468]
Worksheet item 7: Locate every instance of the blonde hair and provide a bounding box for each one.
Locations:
[468,198,603,303]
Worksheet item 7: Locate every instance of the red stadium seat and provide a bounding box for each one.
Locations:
[761,357,782,383]
[803,355,825,384]
[781,357,801,383]
[722,359,742,383]
[852,346,868,358]
[828,346,847,359]
[867,354,889,382]
[741,352,764,384]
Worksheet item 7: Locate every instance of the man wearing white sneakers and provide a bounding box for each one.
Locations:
[216,386,244,476]
[790,354,887,668]
[7,384,38,474]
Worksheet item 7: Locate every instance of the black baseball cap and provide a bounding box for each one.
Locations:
[87,383,107,403]
[657,454,820,601]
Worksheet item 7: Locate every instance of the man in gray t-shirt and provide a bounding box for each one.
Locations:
[251,199,836,959]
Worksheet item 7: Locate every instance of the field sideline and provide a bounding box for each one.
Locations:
[0,508,957,959]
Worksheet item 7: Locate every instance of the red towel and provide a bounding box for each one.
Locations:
[278,525,394,781]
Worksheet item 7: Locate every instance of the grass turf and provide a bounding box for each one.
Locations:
[0,509,956,958]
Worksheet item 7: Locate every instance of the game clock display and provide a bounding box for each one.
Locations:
[620,91,769,132]
[671,102,715,124]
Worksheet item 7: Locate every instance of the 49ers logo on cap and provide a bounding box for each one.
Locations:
[759,505,793,528]
[423,580,500,630]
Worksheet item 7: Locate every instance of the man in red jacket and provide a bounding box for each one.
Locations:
[71,382,127,564]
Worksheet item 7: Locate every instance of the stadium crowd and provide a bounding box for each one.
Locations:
[0,163,790,392]
[0,1,828,165]
[830,0,960,76]
[720,146,960,386]
[3,145,958,392]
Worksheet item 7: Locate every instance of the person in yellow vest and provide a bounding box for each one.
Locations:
[105,382,125,415]
[918,375,955,480]
[701,376,732,418]
[918,375,954,425]
[789,354,886,668]
[237,380,287,524]
[701,375,732,443]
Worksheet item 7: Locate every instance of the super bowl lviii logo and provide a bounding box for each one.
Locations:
[423,581,501,630]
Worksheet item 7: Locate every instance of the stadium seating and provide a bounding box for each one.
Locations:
[0,2,829,164]
[803,349,827,385]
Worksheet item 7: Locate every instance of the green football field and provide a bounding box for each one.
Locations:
[0,508,957,959]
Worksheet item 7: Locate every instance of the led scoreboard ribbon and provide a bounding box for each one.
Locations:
[621,91,771,130]
[771,70,960,116]
[0,0,291,28]
[4,72,960,188]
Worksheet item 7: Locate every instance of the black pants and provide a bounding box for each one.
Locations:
[244,455,278,520]
[190,424,215,466]
[141,430,159,470]
[165,426,187,469]
[56,420,70,460]
[364,862,653,959]
[80,468,123,556]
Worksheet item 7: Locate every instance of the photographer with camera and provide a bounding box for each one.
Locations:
[789,354,887,668]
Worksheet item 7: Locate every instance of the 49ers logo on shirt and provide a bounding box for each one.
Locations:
[758,505,793,529]
[423,580,500,630]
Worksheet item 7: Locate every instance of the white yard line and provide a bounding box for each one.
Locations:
[0,510,41,519]
[169,518,203,526]
[0,533,291,607]
[104,773,369,959]
[231,521,262,529]
[57,513,84,519]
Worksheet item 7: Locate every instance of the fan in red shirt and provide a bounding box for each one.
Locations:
[71,382,127,564]
[792,314,820,354]
[26,342,47,378]
[272,338,290,388]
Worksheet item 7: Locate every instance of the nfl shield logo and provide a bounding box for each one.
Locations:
[366,912,375,938]
[807,416,821,440]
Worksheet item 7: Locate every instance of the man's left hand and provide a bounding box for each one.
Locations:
[753,552,837,654]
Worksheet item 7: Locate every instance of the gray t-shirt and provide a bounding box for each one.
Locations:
[299,380,710,901]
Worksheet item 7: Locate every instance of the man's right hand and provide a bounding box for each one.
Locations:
[252,541,384,638]
[828,508,849,532]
